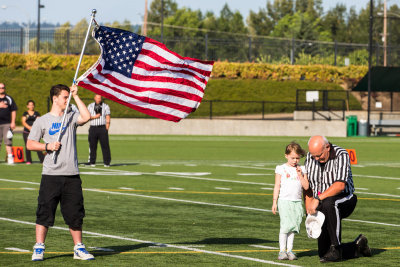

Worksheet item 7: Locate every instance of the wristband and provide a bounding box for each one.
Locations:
[315,195,322,203]
[45,143,50,152]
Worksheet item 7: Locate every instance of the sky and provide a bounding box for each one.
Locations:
[0,0,382,26]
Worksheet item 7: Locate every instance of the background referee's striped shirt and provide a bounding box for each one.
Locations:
[87,102,110,126]
[305,144,355,198]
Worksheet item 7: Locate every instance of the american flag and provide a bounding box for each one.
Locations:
[77,26,214,122]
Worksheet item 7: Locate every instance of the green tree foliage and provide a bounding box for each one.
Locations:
[271,12,330,41]
[148,0,178,24]
[321,4,347,41]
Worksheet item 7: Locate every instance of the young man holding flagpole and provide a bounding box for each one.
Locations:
[27,84,92,261]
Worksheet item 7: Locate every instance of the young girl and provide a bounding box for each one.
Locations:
[272,142,309,260]
[22,100,44,164]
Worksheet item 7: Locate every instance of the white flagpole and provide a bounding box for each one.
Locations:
[52,9,97,161]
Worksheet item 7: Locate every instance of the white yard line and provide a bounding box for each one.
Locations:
[238,173,273,176]
[357,192,400,198]
[150,173,271,186]
[221,164,275,171]
[353,174,400,181]
[355,188,369,191]
[156,172,211,176]
[80,168,274,186]
[168,187,185,191]
[0,217,300,267]
[119,187,134,190]
[5,247,30,252]
[215,187,232,191]
[344,219,400,227]
[85,188,271,213]
[0,178,39,185]
[250,245,279,250]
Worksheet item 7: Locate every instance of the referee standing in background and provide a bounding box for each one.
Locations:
[304,135,371,262]
[87,94,111,167]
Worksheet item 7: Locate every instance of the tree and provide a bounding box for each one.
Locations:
[247,9,273,36]
[53,22,71,54]
[216,4,247,34]
[321,4,347,41]
[148,0,178,23]
[267,0,295,22]
[271,12,329,41]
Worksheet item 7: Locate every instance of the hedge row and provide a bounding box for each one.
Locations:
[0,53,368,85]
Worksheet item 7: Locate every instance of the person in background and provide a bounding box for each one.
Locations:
[87,94,111,167]
[272,142,309,261]
[0,82,17,164]
[22,100,44,164]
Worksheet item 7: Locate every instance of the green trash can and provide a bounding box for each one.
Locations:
[346,115,358,137]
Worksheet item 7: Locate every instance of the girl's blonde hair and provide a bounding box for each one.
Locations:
[285,142,306,158]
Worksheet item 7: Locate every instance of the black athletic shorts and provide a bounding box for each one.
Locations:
[36,174,85,228]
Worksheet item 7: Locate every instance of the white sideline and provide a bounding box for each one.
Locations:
[0,217,300,267]
[1,178,400,228]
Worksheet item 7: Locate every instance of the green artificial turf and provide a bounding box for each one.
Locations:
[0,135,399,266]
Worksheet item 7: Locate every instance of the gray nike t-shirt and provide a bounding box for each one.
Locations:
[28,111,80,175]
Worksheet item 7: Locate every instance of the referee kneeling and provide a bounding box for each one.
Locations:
[304,135,372,262]
[87,94,111,167]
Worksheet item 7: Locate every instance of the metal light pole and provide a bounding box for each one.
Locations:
[367,0,373,136]
[142,0,148,35]
[161,0,164,42]
[383,0,387,66]
[36,0,45,53]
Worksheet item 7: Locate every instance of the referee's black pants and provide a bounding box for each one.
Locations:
[88,125,111,165]
[317,193,358,259]
[23,132,45,163]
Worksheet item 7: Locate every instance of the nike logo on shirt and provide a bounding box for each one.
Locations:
[49,122,67,135]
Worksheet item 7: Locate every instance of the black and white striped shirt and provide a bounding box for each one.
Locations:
[305,144,355,198]
[87,102,110,126]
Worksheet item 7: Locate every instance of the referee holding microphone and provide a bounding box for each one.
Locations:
[304,135,371,262]
[87,94,111,167]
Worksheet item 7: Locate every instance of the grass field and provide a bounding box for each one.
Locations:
[0,135,399,266]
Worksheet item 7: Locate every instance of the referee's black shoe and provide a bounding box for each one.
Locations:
[355,234,372,257]
[320,245,342,263]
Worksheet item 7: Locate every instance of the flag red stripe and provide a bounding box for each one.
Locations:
[131,71,205,92]
[94,64,203,102]
[140,48,212,78]
[134,60,208,87]
[78,81,184,122]
[85,73,197,114]
[144,37,214,65]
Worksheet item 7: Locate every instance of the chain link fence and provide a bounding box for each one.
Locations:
[2,26,400,66]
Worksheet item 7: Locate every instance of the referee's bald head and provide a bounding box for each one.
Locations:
[308,136,330,163]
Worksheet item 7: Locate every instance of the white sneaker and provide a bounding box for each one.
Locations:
[278,251,288,260]
[7,155,14,164]
[32,243,45,261]
[287,251,298,260]
[73,243,94,260]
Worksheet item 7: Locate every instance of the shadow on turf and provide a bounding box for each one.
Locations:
[44,243,154,260]
[175,237,278,245]
[296,248,386,258]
